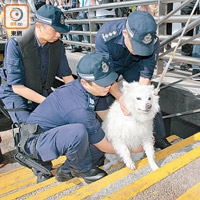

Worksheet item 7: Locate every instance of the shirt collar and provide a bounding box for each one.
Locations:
[34,31,49,48]
[80,80,99,100]
[77,79,98,101]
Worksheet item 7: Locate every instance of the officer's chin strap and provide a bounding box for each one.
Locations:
[154,0,200,96]
[12,123,52,176]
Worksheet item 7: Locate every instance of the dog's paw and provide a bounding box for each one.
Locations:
[151,164,159,171]
[126,161,136,170]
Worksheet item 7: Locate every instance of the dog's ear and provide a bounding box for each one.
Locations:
[149,84,155,91]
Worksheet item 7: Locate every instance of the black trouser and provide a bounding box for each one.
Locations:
[166,3,173,50]
[181,1,200,56]
[167,3,173,35]
[0,136,4,163]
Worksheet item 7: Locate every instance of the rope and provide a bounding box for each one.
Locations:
[154,0,200,96]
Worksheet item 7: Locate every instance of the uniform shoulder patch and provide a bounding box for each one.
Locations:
[101,29,119,43]
[87,94,95,110]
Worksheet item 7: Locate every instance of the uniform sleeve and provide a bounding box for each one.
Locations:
[57,43,72,77]
[95,31,110,60]
[4,38,25,85]
[65,108,105,144]
[140,39,160,80]
[95,29,125,71]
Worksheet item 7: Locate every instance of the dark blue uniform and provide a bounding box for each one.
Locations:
[95,19,160,82]
[25,80,104,171]
[0,36,72,123]
[95,19,165,140]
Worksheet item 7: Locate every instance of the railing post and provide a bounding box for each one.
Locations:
[157,1,167,75]
[88,9,96,52]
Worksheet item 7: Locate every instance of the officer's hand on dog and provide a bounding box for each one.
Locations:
[118,95,130,116]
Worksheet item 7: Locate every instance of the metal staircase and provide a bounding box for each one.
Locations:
[1,133,200,199]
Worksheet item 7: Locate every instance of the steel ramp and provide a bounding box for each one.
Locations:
[1,133,200,199]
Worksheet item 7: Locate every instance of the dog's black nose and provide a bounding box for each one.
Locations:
[146,103,152,110]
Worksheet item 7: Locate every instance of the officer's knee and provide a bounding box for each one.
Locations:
[73,124,88,141]
[67,124,89,149]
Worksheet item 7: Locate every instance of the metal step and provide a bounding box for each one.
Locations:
[1,133,200,199]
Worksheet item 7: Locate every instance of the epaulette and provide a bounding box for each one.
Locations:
[101,29,119,43]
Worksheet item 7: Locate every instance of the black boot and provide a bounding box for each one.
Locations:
[55,164,73,182]
[155,138,171,149]
[93,156,105,167]
[70,166,107,184]
[0,148,6,168]
[0,148,4,164]
[70,47,82,53]
[0,137,3,164]
[32,163,53,183]
[180,63,191,71]
[37,174,52,183]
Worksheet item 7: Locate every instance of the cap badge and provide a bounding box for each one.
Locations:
[60,14,65,25]
[102,61,109,73]
[142,33,152,44]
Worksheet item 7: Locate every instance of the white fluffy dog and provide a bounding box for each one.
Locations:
[102,81,160,171]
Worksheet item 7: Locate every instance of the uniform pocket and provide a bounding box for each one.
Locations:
[6,58,20,74]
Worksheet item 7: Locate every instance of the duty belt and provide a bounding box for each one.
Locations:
[12,123,52,176]
[19,124,44,160]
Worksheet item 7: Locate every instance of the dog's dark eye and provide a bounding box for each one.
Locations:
[148,97,151,100]
[136,97,141,100]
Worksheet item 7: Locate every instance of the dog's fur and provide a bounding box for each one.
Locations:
[102,81,160,171]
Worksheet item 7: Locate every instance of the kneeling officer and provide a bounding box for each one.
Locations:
[20,53,142,183]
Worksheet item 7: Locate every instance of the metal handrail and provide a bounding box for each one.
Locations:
[160,33,200,57]
[160,17,200,48]
[65,17,121,24]
[63,0,184,13]
[64,15,200,24]
[157,0,193,25]
[153,35,200,44]
[160,54,200,66]
[0,0,199,68]
[61,0,200,68]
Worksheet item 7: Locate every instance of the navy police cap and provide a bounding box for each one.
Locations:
[126,11,157,56]
[77,53,118,87]
[36,4,70,33]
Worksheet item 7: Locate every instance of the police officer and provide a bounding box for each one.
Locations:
[95,10,171,149]
[24,53,143,183]
[0,4,74,124]
[180,0,200,71]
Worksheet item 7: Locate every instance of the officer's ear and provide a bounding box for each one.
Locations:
[35,22,43,32]
[80,79,89,88]
[122,29,128,38]
[36,22,47,32]
[81,79,92,90]
[35,22,41,29]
